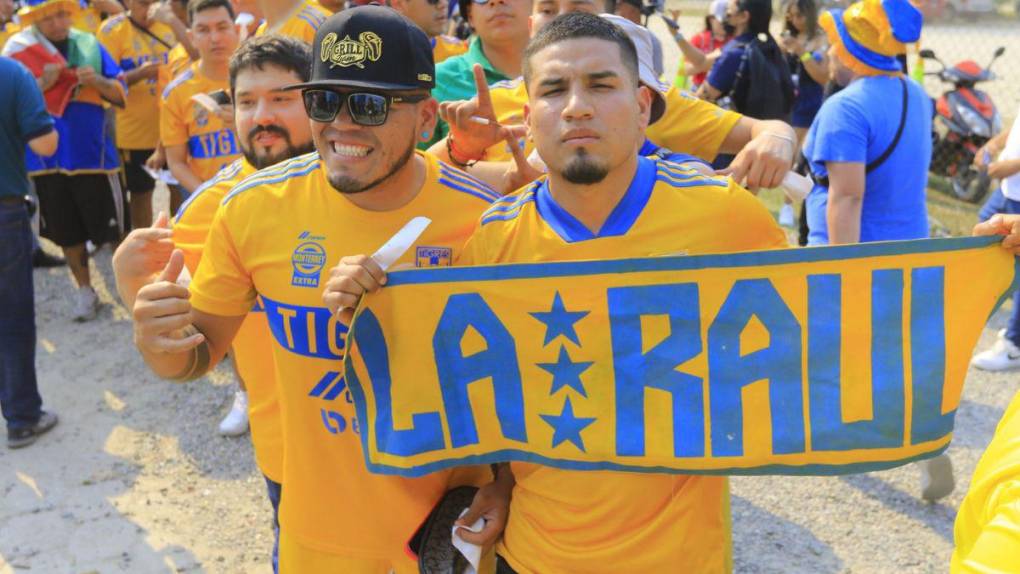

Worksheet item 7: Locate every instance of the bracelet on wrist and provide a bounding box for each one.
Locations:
[446,135,483,169]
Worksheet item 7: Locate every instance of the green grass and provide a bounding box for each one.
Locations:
[756,178,982,240]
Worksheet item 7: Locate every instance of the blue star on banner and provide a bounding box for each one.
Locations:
[529,292,589,346]
[536,345,593,397]
[540,397,597,451]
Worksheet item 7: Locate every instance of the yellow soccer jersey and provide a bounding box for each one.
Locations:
[158,43,190,96]
[72,3,102,33]
[460,157,789,574]
[160,62,241,184]
[0,21,21,51]
[255,0,329,44]
[952,391,1020,572]
[97,15,176,150]
[432,35,468,64]
[189,151,498,569]
[484,80,741,164]
[173,159,284,483]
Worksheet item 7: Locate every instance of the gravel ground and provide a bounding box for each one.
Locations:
[1,183,1016,573]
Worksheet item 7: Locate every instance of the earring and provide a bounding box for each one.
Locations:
[421,131,430,140]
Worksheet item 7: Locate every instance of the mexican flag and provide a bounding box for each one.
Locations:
[2,26,102,117]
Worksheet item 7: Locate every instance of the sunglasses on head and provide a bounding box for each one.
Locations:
[302,89,429,126]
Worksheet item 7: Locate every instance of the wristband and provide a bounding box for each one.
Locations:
[799,52,813,63]
[674,31,684,43]
[446,135,483,169]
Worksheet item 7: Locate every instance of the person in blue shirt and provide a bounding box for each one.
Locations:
[803,0,930,246]
[804,0,952,504]
[0,56,60,449]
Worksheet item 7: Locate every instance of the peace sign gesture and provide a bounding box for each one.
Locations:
[438,64,527,160]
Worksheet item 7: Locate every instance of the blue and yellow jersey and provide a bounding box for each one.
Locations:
[15,28,126,175]
[432,35,468,64]
[157,42,190,98]
[189,151,496,571]
[952,391,1020,572]
[484,80,742,164]
[97,14,176,150]
[173,159,284,483]
[460,156,788,574]
[160,62,240,184]
[255,0,329,44]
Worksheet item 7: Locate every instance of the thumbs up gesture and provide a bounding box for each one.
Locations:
[132,249,205,355]
[113,211,177,306]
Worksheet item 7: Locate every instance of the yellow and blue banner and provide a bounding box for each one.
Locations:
[343,237,1018,477]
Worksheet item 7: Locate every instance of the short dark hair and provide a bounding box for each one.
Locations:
[188,0,235,22]
[229,34,312,95]
[522,12,639,89]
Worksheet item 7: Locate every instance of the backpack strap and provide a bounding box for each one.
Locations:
[808,76,908,188]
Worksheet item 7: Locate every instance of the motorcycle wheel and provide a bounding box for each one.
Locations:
[951,166,991,203]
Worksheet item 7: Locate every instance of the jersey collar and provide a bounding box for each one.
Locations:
[535,156,657,243]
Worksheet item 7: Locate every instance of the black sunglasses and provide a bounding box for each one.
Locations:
[302,89,429,126]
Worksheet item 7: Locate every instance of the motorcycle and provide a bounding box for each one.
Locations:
[922,46,1005,203]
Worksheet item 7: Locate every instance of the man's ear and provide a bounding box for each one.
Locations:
[419,97,440,142]
[635,85,652,131]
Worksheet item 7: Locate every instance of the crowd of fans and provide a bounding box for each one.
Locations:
[2,0,1019,571]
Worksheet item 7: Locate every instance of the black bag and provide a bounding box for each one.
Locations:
[729,37,795,121]
[410,486,479,574]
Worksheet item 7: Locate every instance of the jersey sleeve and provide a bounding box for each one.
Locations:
[719,178,790,252]
[189,203,258,317]
[956,483,1020,573]
[173,181,222,276]
[455,223,487,266]
[98,43,126,88]
[647,90,741,162]
[160,86,189,147]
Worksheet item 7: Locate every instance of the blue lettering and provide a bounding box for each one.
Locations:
[910,267,955,443]
[809,271,905,451]
[261,295,347,359]
[708,279,805,457]
[607,284,705,458]
[433,293,527,448]
[349,309,445,456]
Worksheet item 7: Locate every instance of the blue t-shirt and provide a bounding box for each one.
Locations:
[0,57,53,198]
[706,32,754,95]
[803,75,932,245]
[25,41,123,175]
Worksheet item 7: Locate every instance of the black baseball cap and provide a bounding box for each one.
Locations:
[285,6,435,92]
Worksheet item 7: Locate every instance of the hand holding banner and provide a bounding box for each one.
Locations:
[344,237,1018,478]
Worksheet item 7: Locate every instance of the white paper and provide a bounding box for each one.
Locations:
[370,217,431,271]
[451,508,484,574]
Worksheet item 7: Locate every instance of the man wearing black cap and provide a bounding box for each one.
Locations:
[127,6,499,571]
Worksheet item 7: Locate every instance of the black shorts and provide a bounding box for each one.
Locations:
[33,172,124,248]
[120,148,157,195]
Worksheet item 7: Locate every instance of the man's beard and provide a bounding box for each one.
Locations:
[562,150,609,185]
[242,125,315,170]
[327,132,416,195]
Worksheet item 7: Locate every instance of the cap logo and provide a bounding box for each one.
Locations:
[320,31,383,69]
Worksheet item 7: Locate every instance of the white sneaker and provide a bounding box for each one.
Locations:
[71,286,99,322]
[919,453,955,502]
[971,329,1020,371]
[218,390,249,437]
[778,203,795,227]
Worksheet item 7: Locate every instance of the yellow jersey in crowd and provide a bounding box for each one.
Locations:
[157,43,190,104]
[189,151,497,572]
[0,20,20,51]
[72,1,103,33]
[460,157,789,574]
[172,158,283,483]
[97,14,176,150]
[432,34,468,64]
[952,390,1020,572]
[160,62,241,184]
[255,0,329,44]
[485,79,741,163]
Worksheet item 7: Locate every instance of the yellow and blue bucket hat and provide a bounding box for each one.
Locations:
[820,0,922,76]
